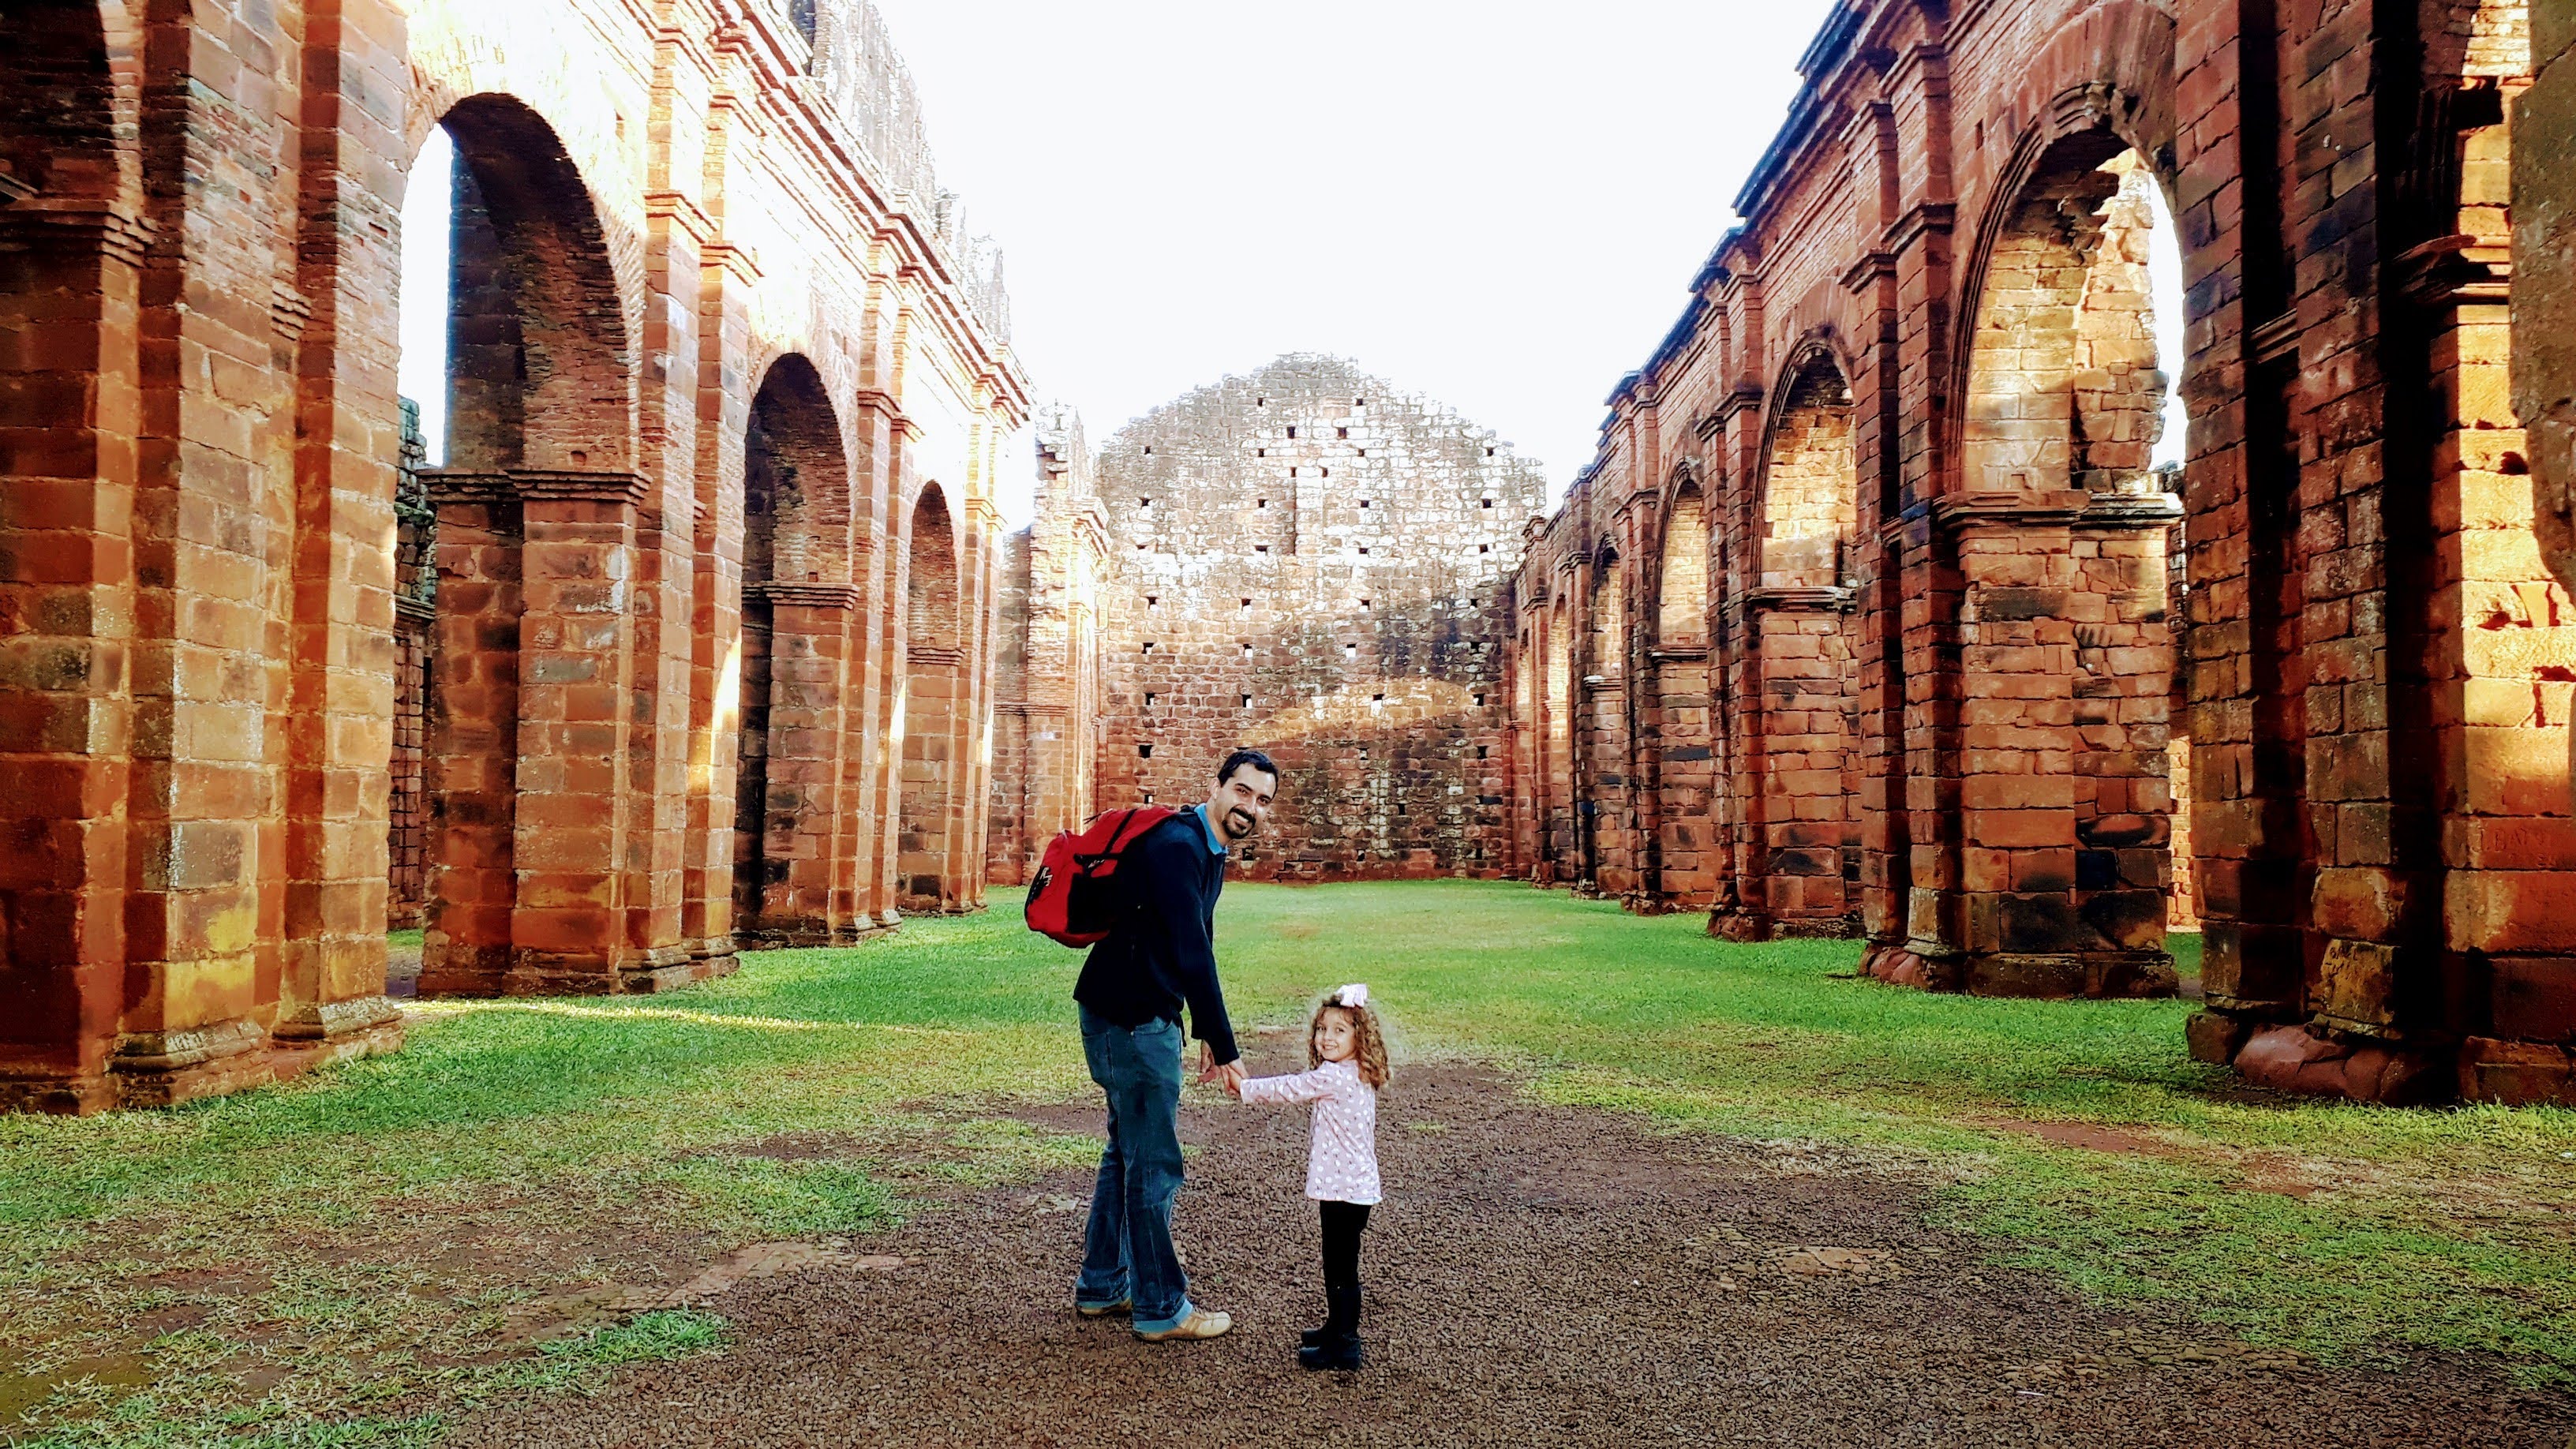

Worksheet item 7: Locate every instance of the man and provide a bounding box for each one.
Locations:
[1072,748,1279,1342]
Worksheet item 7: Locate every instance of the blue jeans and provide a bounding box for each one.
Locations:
[1075,1006,1195,1332]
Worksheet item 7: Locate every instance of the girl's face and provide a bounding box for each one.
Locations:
[1313,1008,1358,1064]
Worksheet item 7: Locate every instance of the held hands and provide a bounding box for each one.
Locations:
[1197,1041,1247,1098]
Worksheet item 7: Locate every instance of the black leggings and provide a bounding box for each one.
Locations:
[1320,1200,1369,1304]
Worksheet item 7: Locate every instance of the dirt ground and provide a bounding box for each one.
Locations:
[447,1049,2576,1448]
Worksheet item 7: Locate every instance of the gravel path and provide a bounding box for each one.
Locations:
[451,1050,2574,1447]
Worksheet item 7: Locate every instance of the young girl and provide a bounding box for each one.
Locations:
[1230,983,1387,1371]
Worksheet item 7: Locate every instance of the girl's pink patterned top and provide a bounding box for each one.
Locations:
[1237,1058,1380,1205]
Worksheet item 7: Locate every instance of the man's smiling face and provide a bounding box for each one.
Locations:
[1208,763,1277,844]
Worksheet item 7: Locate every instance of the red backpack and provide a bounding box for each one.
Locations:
[1025,805,1181,946]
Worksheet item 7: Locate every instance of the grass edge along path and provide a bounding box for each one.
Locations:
[0,880,2570,1448]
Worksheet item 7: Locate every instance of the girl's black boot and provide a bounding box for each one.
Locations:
[1298,1287,1364,1371]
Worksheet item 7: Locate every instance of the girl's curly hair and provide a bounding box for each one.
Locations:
[1309,997,1390,1088]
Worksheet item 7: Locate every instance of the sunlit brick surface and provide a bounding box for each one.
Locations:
[1501,0,2576,1103]
[0,0,1024,1111]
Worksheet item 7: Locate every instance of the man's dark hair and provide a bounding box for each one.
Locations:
[1216,748,1279,790]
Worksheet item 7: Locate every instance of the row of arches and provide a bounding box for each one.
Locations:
[0,0,1017,1110]
[1515,122,2196,990]
[1513,0,2576,1103]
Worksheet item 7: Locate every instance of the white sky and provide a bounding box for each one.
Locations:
[399,2,2186,520]
[863,0,1844,522]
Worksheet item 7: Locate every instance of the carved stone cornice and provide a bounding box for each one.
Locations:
[748,582,861,609]
[1714,382,1765,425]
[1648,646,1710,662]
[2394,234,2512,310]
[905,645,965,667]
[1885,200,1956,253]
[1733,585,1855,615]
[1930,489,2087,532]
[646,190,718,248]
[0,197,155,267]
[2249,310,2300,365]
[2076,490,2185,531]
[420,468,650,507]
[1840,249,1896,292]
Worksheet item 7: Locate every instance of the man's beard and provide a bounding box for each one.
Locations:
[1225,807,1258,838]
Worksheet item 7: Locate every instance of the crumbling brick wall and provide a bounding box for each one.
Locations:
[0,0,1027,1113]
[991,356,1545,880]
[1506,0,2571,1102]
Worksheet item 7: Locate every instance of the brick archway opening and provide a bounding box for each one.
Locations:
[0,0,134,1107]
[1736,355,1862,939]
[1939,130,2182,997]
[1580,552,1626,893]
[1541,597,1575,882]
[899,485,964,912]
[1649,485,1715,907]
[409,95,638,995]
[733,356,850,945]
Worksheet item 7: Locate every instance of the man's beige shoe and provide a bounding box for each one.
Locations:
[1134,1308,1232,1342]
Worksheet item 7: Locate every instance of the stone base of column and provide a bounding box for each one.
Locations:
[271,994,403,1043]
[2458,1037,2576,1106]
[268,1015,407,1086]
[2219,1021,2451,1105]
[687,935,741,964]
[1709,908,1770,942]
[0,1070,122,1115]
[417,941,512,998]
[105,1018,281,1110]
[1864,942,2175,998]
[622,954,739,994]
[830,919,900,945]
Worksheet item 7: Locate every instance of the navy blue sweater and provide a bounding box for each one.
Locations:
[1073,811,1238,1065]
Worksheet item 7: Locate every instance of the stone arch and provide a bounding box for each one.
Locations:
[1922,111,2185,996]
[435,93,635,474]
[1543,590,1576,881]
[415,94,642,993]
[1649,476,1717,906]
[898,482,965,912]
[733,355,854,942]
[1656,477,1709,650]
[1734,347,1863,936]
[0,0,143,1104]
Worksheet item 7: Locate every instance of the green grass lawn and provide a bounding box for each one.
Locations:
[2,882,2572,1445]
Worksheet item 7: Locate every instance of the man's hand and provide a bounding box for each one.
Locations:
[1196,1043,1245,1095]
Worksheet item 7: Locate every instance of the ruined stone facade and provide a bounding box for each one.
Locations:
[0,0,1025,1112]
[989,357,1544,880]
[1511,0,2576,1103]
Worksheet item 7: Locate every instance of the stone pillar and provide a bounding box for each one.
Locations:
[1919,491,2178,997]
[0,189,146,1113]
[275,0,409,1060]
[746,583,858,942]
[1741,588,1859,936]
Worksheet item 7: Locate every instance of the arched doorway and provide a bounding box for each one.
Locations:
[1740,353,1862,938]
[898,485,964,912]
[1946,130,2184,994]
[1582,550,1628,893]
[410,93,638,994]
[733,357,853,945]
[1651,483,1715,906]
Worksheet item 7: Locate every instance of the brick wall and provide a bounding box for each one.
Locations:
[1506,0,2572,1102]
[0,0,1028,1112]
[988,357,1545,880]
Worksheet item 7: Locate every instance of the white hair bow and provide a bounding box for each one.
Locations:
[1331,983,1368,1009]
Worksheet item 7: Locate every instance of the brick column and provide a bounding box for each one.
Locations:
[0,195,145,1111]
[1739,588,1859,936]
[417,473,519,993]
[507,471,646,991]
[743,583,857,942]
[275,0,407,1060]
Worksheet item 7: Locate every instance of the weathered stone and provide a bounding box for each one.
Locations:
[1,0,1022,1112]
